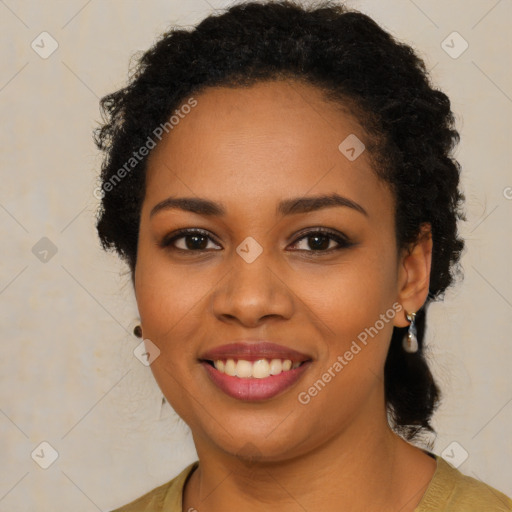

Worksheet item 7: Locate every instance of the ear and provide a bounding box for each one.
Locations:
[394,223,433,328]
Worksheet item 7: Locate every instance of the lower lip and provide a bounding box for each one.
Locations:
[201,361,311,401]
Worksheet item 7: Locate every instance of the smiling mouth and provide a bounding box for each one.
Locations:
[202,358,307,379]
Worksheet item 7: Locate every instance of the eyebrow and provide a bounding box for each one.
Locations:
[150,192,368,218]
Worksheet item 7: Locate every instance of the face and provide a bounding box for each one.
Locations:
[135,79,411,462]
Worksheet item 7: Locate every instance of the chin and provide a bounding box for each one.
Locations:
[188,411,309,462]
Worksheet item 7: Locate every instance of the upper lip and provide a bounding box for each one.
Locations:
[199,340,312,363]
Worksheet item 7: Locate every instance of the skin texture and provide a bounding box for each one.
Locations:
[134,79,436,511]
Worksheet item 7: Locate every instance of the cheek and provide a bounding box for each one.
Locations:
[133,225,400,445]
[291,247,398,335]
[134,243,213,337]
[134,246,211,421]
[292,255,399,428]
[135,230,399,346]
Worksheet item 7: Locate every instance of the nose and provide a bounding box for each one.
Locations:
[211,247,295,328]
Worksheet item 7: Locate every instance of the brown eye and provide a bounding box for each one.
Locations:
[161,229,222,252]
[289,229,352,253]
[178,234,210,250]
[303,234,333,251]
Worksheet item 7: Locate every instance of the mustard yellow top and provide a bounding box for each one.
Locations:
[111,454,512,511]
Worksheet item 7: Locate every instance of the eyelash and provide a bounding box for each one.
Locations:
[160,227,354,255]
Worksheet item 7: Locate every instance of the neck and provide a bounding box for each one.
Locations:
[183,410,433,512]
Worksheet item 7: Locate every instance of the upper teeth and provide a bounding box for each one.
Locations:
[214,358,301,379]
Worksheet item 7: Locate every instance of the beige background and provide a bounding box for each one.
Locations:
[0,0,511,510]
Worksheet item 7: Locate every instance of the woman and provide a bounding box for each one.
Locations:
[94,1,512,510]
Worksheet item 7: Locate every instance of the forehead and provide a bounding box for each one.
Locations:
[144,79,390,215]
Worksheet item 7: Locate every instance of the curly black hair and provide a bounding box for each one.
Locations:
[94,0,465,442]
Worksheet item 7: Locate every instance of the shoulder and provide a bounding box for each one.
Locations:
[417,454,512,512]
[110,461,199,512]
